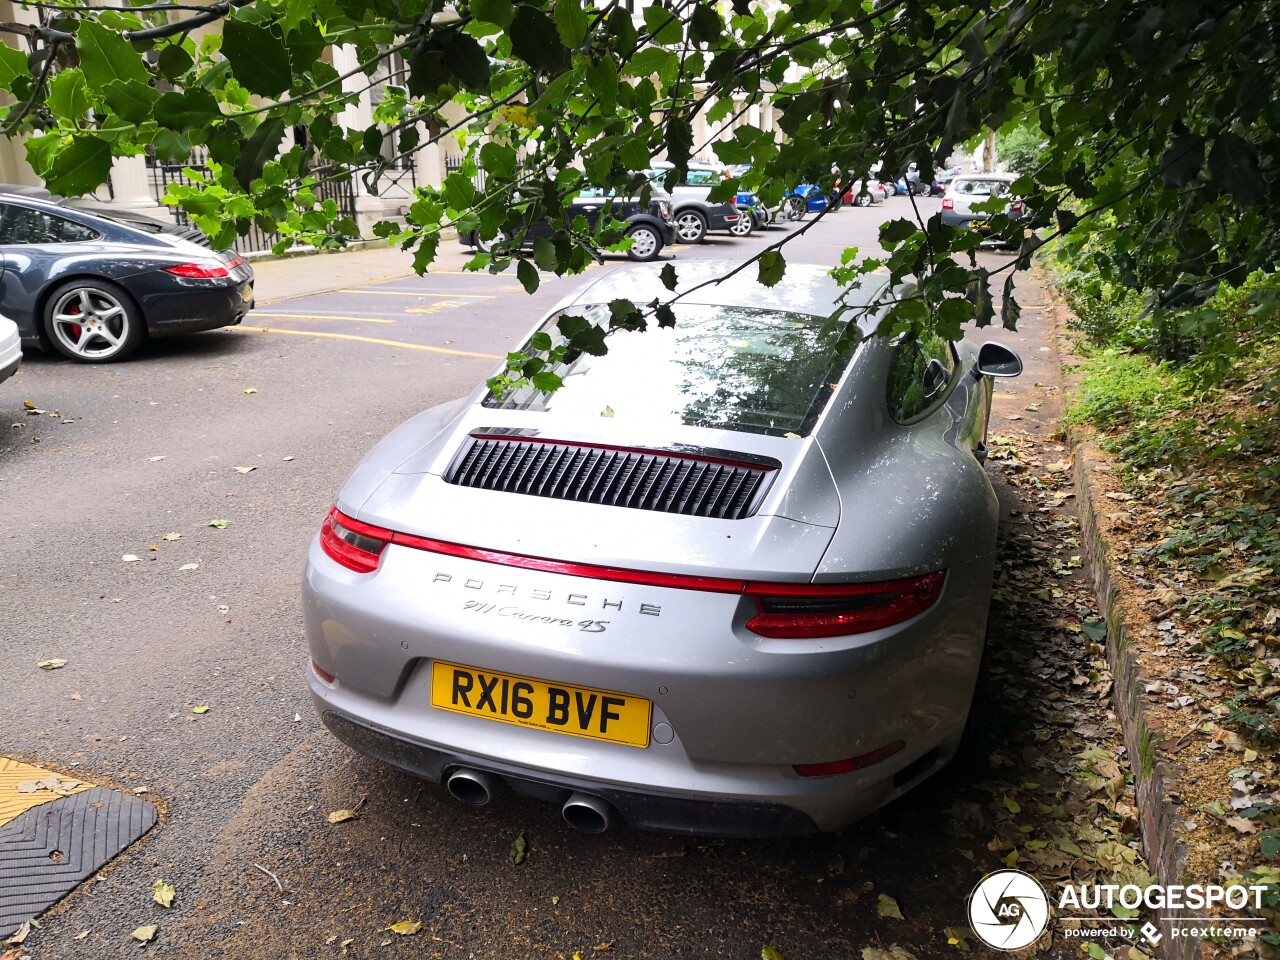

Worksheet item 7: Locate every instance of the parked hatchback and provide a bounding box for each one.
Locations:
[0,188,254,363]
[940,173,1027,238]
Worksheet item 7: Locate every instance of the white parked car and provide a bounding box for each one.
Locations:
[0,314,20,386]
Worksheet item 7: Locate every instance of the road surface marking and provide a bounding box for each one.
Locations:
[250,312,396,324]
[405,300,475,314]
[247,327,500,359]
[0,758,94,829]
[338,289,494,299]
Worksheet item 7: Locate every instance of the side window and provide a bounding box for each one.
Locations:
[0,205,97,244]
[887,333,956,422]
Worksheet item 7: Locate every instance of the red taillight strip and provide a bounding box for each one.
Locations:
[390,529,748,593]
[317,509,945,636]
[467,433,780,471]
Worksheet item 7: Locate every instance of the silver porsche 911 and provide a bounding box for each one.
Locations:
[303,261,1022,836]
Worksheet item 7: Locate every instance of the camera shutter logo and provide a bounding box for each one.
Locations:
[967,870,1050,951]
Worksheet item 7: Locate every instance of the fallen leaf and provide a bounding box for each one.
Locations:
[327,809,359,824]
[74,930,90,941]
[131,924,158,943]
[600,405,614,418]
[281,456,295,462]
[593,943,613,952]
[862,947,918,960]
[179,563,199,571]
[208,519,229,529]
[943,926,972,952]
[133,786,148,794]
[147,455,165,462]
[3,921,30,945]
[37,658,68,670]
[234,466,257,474]
[510,831,528,865]
[22,400,35,410]
[340,939,354,948]
[877,894,905,919]
[762,948,785,960]
[386,921,421,936]
[152,879,175,908]
[243,388,258,394]
[162,533,181,541]
[122,554,141,563]
[192,705,209,715]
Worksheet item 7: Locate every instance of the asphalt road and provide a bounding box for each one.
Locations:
[1,199,1069,960]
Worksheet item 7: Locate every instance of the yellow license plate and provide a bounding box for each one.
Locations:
[429,661,652,748]
[969,219,989,230]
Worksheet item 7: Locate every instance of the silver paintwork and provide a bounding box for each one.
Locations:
[304,261,1019,834]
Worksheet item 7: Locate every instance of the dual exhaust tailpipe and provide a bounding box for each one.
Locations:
[444,768,614,833]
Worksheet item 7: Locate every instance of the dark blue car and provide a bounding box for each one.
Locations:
[0,188,253,362]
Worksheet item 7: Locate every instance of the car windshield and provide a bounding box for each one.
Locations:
[953,179,1011,197]
[484,304,857,438]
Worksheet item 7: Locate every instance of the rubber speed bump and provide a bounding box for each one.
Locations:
[0,759,157,937]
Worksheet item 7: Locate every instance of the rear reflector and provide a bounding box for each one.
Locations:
[164,261,229,278]
[744,571,944,638]
[311,659,336,684]
[319,507,392,573]
[793,741,905,777]
[316,510,944,637]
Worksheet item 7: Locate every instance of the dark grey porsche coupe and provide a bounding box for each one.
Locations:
[0,187,254,362]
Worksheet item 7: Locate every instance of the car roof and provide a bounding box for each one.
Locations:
[563,260,891,329]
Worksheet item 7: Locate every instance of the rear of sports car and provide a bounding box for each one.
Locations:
[303,279,991,835]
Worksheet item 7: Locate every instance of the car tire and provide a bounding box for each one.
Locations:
[729,209,754,237]
[754,204,772,227]
[625,224,663,262]
[785,196,807,221]
[855,192,872,207]
[673,210,707,244]
[43,278,145,363]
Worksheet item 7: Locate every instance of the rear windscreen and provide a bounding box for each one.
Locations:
[485,303,858,438]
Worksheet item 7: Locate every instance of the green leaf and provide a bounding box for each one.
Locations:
[102,78,159,124]
[479,141,518,179]
[1259,829,1280,859]
[46,69,90,122]
[153,88,222,130]
[517,259,540,294]
[585,58,618,107]
[156,44,194,81]
[659,263,678,290]
[762,947,785,960]
[529,331,553,351]
[0,42,28,94]
[442,33,491,93]
[626,47,675,79]
[233,117,286,190]
[75,21,149,89]
[1000,274,1021,331]
[643,5,683,44]
[43,135,112,197]
[151,129,193,162]
[471,0,513,27]
[532,236,558,272]
[509,831,528,865]
[222,17,292,97]
[655,303,676,327]
[554,0,590,49]
[443,173,475,210]
[879,218,917,247]
[1208,133,1267,206]
[531,370,563,392]
[510,7,569,72]
[690,3,720,44]
[757,250,785,287]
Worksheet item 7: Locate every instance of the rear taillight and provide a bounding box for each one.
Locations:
[941,198,954,210]
[319,507,392,573]
[223,254,246,270]
[744,571,944,639]
[1010,201,1024,213]
[794,741,905,777]
[165,261,229,278]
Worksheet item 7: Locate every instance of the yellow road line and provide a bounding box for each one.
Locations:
[246,327,500,359]
[250,312,396,324]
[338,289,494,299]
[1,757,94,829]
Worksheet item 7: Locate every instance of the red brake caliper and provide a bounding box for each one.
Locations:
[68,303,81,340]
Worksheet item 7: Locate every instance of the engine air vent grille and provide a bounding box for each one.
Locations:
[444,435,776,520]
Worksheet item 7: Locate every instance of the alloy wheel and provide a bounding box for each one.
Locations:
[674,212,706,243]
[50,287,132,361]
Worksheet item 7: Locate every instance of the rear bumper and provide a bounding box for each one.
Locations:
[320,708,819,836]
[139,277,254,336]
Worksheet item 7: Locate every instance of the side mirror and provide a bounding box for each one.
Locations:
[976,341,1023,378]
[922,357,950,399]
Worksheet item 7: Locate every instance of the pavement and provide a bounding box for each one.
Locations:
[0,204,1077,960]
